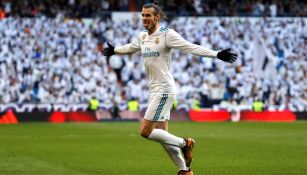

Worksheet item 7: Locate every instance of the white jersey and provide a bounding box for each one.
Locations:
[115,26,218,95]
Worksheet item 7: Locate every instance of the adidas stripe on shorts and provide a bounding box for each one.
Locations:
[144,94,175,122]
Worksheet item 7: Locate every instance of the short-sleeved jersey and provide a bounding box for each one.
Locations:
[115,26,218,95]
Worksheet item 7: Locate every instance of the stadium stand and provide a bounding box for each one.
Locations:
[0,0,306,17]
[0,0,307,17]
[0,0,306,114]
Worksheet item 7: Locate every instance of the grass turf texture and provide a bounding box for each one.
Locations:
[0,122,307,175]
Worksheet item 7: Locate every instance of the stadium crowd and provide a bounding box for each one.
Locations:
[0,0,306,18]
[0,13,306,111]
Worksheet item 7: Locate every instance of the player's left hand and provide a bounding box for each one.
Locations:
[102,42,115,57]
[217,48,237,63]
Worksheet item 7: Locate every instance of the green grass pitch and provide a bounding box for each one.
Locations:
[1,122,307,175]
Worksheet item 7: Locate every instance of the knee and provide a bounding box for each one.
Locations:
[140,129,151,139]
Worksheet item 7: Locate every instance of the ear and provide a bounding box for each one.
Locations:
[154,14,160,21]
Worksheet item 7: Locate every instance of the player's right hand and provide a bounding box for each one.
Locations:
[102,42,115,57]
[217,48,237,63]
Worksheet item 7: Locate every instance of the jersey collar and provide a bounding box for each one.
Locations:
[148,26,162,36]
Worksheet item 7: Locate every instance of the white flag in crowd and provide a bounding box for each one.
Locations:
[252,33,278,78]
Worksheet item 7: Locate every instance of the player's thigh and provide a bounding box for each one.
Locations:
[144,94,175,122]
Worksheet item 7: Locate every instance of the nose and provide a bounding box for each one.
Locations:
[142,18,148,23]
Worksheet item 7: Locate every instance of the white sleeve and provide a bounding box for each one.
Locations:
[114,37,141,54]
[166,29,218,58]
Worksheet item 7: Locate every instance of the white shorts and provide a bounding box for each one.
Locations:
[144,94,175,122]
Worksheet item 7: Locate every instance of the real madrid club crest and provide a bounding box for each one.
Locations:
[155,37,160,44]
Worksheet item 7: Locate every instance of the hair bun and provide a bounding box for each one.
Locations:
[153,0,158,5]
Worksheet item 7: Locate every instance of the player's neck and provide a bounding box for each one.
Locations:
[148,24,160,35]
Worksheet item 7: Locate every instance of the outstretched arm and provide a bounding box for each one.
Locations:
[166,29,237,63]
[102,38,141,56]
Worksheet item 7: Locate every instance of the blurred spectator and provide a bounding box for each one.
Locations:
[109,98,121,120]
[89,96,100,111]
[0,6,5,19]
[253,0,265,16]
[252,98,264,112]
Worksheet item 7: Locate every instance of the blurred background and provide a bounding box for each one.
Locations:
[0,0,306,123]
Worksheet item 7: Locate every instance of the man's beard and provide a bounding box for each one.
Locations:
[144,20,157,31]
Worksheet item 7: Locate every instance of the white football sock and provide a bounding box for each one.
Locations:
[148,129,186,148]
[161,144,188,171]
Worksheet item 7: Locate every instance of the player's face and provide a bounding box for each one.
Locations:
[142,7,159,31]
